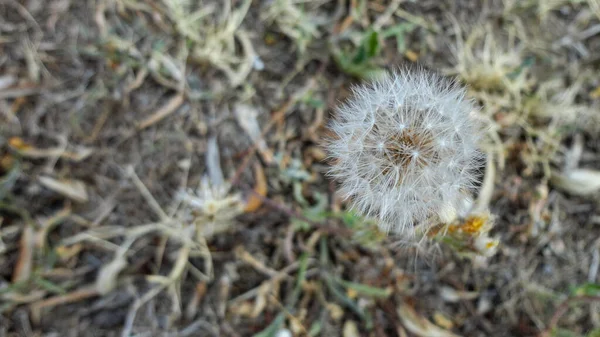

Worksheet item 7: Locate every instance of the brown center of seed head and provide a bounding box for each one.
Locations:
[375,126,440,181]
[389,128,439,167]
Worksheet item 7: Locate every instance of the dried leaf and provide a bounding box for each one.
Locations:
[405,50,419,62]
[433,312,454,330]
[229,301,254,317]
[305,146,326,162]
[55,244,83,262]
[439,286,480,302]
[327,303,344,321]
[550,169,600,196]
[244,162,267,212]
[343,320,360,337]
[0,153,15,171]
[38,176,88,203]
[13,225,35,283]
[8,137,31,150]
[397,303,462,337]
[9,138,93,162]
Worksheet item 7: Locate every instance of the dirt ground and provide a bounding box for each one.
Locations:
[1,0,600,336]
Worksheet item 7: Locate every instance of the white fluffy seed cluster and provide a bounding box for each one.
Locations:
[327,68,484,235]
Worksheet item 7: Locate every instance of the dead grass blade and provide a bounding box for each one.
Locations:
[38,176,89,203]
[243,162,267,212]
[0,85,46,99]
[12,225,35,283]
[136,93,185,131]
[30,287,99,325]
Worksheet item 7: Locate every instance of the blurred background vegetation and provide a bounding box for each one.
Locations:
[0,0,600,336]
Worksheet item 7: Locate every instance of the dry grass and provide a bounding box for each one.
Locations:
[1,0,600,336]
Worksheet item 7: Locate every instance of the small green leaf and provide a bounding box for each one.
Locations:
[352,30,379,64]
[507,56,535,80]
[364,30,380,58]
[352,44,368,65]
[381,23,415,52]
[291,253,309,304]
[338,210,361,228]
[331,43,386,80]
[571,283,600,296]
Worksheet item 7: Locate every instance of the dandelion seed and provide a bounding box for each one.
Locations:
[327,67,485,236]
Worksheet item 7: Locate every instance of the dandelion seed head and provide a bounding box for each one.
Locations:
[327,68,485,236]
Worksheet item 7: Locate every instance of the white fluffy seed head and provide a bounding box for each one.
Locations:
[327,68,485,236]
